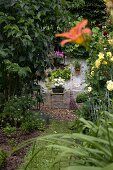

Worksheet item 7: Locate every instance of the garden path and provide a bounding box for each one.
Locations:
[38,58,88,111]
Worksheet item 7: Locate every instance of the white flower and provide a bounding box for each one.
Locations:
[106,80,113,91]
[54,83,59,86]
[53,77,65,87]
[104,48,107,51]
[54,78,57,81]
[91,71,94,76]
[88,86,92,92]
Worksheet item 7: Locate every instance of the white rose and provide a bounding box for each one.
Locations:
[88,86,92,92]
[106,80,113,91]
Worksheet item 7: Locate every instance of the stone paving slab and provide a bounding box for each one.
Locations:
[42,90,83,109]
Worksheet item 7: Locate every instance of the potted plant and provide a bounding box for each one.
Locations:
[76,92,88,109]
[52,77,65,93]
[74,60,81,74]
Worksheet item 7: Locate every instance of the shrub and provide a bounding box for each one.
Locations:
[20,112,48,132]
[75,102,91,120]
[0,95,35,127]
[3,124,16,136]
[76,92,88,103]
[0,148,7,168]
[20,111,113,170]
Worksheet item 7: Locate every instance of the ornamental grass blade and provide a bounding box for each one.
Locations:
[84,148,108,164]
[62,133,112,156]
[62,165,102,170]
[86,158,106,167]
[104,111,113,119]
[79,117,98,130]
[47,144,89,157]
[102,163,113,170]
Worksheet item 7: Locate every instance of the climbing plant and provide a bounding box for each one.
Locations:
[0,0,87,106]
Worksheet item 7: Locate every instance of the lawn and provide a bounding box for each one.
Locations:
[19,120,72,170]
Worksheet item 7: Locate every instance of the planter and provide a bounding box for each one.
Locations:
[52,87,64,93]
[75,69,81,75]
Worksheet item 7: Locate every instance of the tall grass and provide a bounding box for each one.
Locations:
[18,120,72,170]
[18,111,113,170]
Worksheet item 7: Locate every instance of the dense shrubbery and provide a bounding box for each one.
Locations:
[76,92,88,103]
[0,95,34,127]
[0,95,47,132]
[1,0,113,170]
[19,1,113,169]
[0,148,7,168]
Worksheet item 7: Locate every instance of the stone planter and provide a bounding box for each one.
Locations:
[52,87,64,93]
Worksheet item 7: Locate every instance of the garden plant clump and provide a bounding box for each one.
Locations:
[76,92,88,103]
[19,1,113,170]
[1,0,113,170]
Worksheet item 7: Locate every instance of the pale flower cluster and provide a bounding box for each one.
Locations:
[108,39,113,45]
[95,52,107,69]
[88,86,92,92]
[91,51,113,75]
[106,51,113,62]
[53,77,65,87]
[106,80,113,91]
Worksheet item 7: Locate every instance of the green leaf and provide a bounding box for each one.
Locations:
[0,12,4,15]
[18,18,25,23]
[4,24,11,31]
[7,16,15,20]
[24,35,32,40]
[62,166,102,170]
[102,163,113,170]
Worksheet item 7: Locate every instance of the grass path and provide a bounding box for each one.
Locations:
[19,120,72,170]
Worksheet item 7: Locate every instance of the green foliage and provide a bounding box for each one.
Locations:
[75,102,91,120]
[0,93,5,111]
[0,0,78,107]
[74,60,81,70]
[19,120,72,170]
[0,95,35,127]
[19,111,113,170]
[0,0,16,6]
[65,44,89,58]
[75,0,106,22]
[3,124,16,136]
[76,92,88,103]
[4,59,31,77]
[8,138,17,148]
[64,20,103,59]
[20,112,46,132]
[0,148,7,168]
[65,0,85,9]
[21,120,42,132]
[49,67,71,81]
[0,95,47,132]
